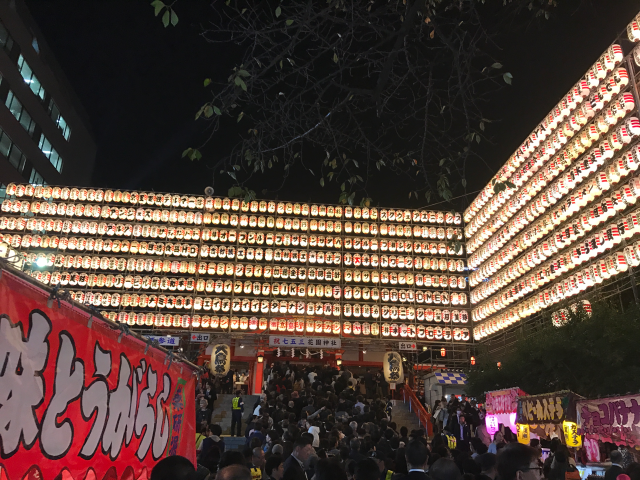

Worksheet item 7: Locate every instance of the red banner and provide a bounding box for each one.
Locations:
[0,269,197,480]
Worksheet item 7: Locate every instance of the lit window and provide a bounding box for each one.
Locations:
[0,127,26,173]
[48,100,71,140]
[6,91,36,136]
[38,134,63,172]
[17,55,45,100]
[0,21,14,52]
[29,168,45,186]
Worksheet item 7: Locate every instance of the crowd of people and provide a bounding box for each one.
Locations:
[151,362,639,480]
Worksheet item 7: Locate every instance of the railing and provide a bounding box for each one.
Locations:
[401,384,433,437]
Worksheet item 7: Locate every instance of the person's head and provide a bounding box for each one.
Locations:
[208,424,222,437]
[355,459,382,480]
[199,398,208,409]
[252,447,266,467]
[272,444,284,456]
[400,426,408,438]
[479,453,497,476]
[367,450,387,472]
[405,440,429,470]
[350,438,361,451]
[217,465,252,480]
[430,458,462,480]
[150,455,195,480]
[496,443,540,480]
[266,455,285,480]
[611,450,624,465]
[293,436,314,463]
[625,462,640,480]
[219,451,248,470]
[470,438,488,455]
[493,432,504,443]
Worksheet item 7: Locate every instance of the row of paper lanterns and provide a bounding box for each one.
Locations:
[4,183,463,225]
[470,145,640,294]
[551,300,592,327]
[467,92,637,256]
[465,43,625,224]
[466,64,629,238]
[468,126,640,278]
[474,247,632,339]
[471,199,640,304]
[55,287,469,322]
[0,208,464,242]
[0,234,461,263]
[469,142,640,275]
[473,222,640,322]
[22,268,467,293]
[98,310,471,340]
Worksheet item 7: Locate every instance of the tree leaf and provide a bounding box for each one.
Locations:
[151,0,165,16]
[235,76,247,91]
[213,106,222,116]
[162,10,170,27]
[320,178,325,187]
[227,171,237,181]
[480,121,485,131]
[237,69,251,77]
[286,19,294,26]
[204,105,214,118]
[275,6,281,17]
[462,178,467,188]
[505,181,516,189]
[170,9,178,26]
[181,148,192,158]
[237,112,244,122]
[492,62,503,69]
[333,53,338,63]
[503,72,513,85]
[204,78,212,87]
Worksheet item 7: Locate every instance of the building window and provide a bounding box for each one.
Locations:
[0,21,14,53]
[17,55,45,100]
[29,168,45,185]
[38,135,62,172]
[0,184,6,201]
[6,91,36,136]
[0,127,26,173]
[48,100,70,140]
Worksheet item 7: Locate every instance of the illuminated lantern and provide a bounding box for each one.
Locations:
[440,347,446,357]
[383,352,404,384]
[343,322,352,334]
[240,317,249,329]
[426,327,434,339]
[390,323,399,336]
[323,320,332,333]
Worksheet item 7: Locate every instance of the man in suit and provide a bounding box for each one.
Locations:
[402,440,430,480]
[454,415,472,451]
[605,450,624,480]
[283,437,314,480]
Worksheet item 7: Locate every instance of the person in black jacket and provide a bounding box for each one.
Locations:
[283,436,314,480]
[496,443,541,480]
[605,450,624,480]
[401,440,430,480]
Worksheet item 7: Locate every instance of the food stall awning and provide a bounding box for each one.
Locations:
[434,372,468,385]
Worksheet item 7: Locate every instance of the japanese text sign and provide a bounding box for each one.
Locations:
[268,335,341,348]
[210,344,230,376]
[517,391,580,425]
[0,270,197,480]
[146,335,180,346]
[516,424,530,445]
[485,388,525,415]
[562,421,582,447]
[577,394,640,447]
[398,342,417,351]
[383,351,404,384]
[190,333,210,343]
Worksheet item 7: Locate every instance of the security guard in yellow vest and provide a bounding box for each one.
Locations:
[250,446,266,480]
[231,390,244,437]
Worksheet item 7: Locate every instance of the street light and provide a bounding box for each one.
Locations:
[470,356,476,366]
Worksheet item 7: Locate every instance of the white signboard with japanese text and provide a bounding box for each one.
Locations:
[190,332,211,343]
[399,341,417,351]
[145,335,180,346]
[268,335,341,348]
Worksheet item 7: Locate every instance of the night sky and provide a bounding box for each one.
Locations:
[25,0,640,210]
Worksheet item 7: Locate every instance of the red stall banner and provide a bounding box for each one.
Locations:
[577,394,640,447]
[0,269,198,480]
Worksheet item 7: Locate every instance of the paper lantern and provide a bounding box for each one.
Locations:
[210,344,231,376]
[383,352,404,384]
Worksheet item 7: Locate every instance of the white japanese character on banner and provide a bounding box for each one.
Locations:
[0,312,50,457]
[41,332,85,458]
[135,361,157,461]
[80,342,112,458]
[152,373,171,460]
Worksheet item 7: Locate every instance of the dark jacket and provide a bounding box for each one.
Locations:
[283,455,307,480]
[604,465,623,480]
[399,471,429,480]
